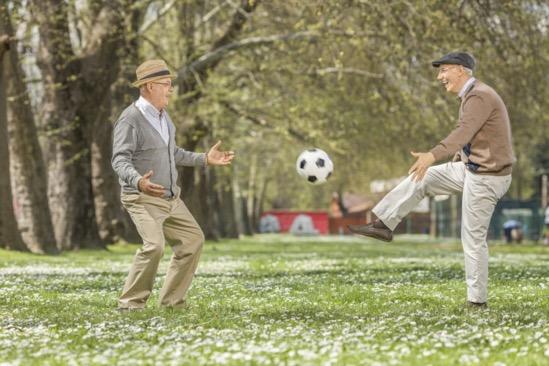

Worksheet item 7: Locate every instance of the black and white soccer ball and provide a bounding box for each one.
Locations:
[295,148,334,185]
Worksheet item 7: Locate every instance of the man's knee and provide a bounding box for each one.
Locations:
[172,229,204,257]
[190,229,205,253]
[421,167,439,195]
[140,241,165,260]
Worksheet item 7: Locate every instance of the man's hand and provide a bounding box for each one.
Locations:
[206,141,235,166]
[138,170,165,197]
[408,151,435,182]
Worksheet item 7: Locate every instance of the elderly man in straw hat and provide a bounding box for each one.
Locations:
[112,59,235,310]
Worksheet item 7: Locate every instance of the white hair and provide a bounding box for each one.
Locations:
[463,67,473,76]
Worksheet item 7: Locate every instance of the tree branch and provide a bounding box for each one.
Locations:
[220,100,307,142]
[140,34,177,70]
[31,0,79,85]
[178,0,261,99]
[178,31,316,97]
[312,67,383,78]
[138,0,178,35]
[178,27,380,101]
[81,2,124,56]
[196,0,230,26]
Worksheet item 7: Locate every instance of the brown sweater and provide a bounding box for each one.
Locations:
[430,80,514,176]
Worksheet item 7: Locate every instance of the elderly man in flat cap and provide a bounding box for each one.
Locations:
[349,52,514,308]
[112,59,235,310]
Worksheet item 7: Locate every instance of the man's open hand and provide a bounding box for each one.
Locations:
[138,170,165,197]
[206,141,235,166]
[408,151,435,182]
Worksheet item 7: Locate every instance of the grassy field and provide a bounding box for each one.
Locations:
[0,235,548,365]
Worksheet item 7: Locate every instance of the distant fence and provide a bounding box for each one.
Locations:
[433,196,543,241]
[393,213,431,235]
[490,199,543,241]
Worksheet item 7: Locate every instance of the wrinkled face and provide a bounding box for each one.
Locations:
[143,77,173,110]
[436,64,464,94]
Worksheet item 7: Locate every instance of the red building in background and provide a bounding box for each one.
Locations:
[260,210,330,234]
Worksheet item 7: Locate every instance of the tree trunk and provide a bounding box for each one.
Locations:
[246,154,257,233]
[178,118,213,237]
[0,33,25,251]
[200,166,219,240]
[181,166,218,240]
[90,94,125,243]
[231,164,247,236]
[216,175,240,238]
[240,196,252,236]
[178,0,262,102]
[92,81,142,244]
[31,0,127,249]
[91,4,144,244]
[254,176,269,231]
[1,7,57,253]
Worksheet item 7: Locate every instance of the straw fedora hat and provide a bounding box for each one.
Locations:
[132,59,177,87]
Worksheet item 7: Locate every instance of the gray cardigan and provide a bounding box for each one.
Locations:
[112,103,206,198]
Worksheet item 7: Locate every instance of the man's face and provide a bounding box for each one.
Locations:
[146,77,173,110]
[436,64,463,94]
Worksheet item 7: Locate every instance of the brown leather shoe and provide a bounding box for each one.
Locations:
[348,222,393,242]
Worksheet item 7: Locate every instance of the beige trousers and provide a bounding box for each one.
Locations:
[119,193,204,309]
[373,162,511,303]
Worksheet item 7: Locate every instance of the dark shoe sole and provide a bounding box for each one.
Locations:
[348,226,393,242]
[116,307,144,312]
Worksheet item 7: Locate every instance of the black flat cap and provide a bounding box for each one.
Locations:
[432,52,475,70]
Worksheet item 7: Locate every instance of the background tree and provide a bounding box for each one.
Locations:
[30,0,135,249]
[2,0,548,251]
[0,30,25,251]
[1,4,56,253]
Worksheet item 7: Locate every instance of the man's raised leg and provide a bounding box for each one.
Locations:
[349,162,466,240]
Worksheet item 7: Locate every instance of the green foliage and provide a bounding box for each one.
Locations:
[143,0,547,207]
[19,0,549,208]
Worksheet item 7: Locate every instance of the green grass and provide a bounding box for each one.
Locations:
[1,235,548,365]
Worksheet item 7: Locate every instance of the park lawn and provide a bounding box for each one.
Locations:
[0,235,548,366]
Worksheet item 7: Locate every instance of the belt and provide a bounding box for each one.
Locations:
[164,194,178,201]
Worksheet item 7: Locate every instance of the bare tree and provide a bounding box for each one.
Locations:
[1,6,57,253]
[0,33,25,251]
[30,0,128,249]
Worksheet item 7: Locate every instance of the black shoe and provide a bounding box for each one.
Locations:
[466,301,487,309]
[348,221,393,242]
[116,307,144,312]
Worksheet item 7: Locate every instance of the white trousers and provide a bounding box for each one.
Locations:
[372,162,511,303]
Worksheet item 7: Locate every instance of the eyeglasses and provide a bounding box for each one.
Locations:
[152,81,173,88]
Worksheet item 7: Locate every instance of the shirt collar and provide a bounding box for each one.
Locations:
[458,77,476,99]
[136,95,163,118]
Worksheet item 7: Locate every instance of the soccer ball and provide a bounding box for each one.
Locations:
[295,148,334,185]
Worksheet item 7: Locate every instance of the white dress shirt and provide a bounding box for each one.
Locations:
[135,96,169,145]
